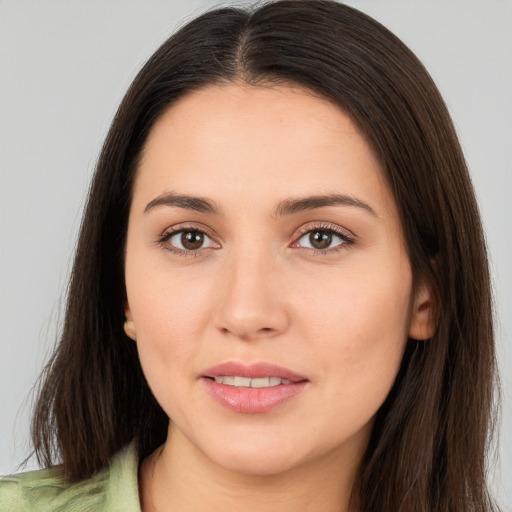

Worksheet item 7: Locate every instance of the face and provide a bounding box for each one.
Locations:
[124,83,433,477]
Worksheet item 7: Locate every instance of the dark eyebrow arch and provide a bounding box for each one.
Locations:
[144,191,221,215]
[144,191,375,217]
[274,194,377,217]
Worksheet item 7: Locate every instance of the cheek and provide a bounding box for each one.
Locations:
[297,260,412,401]
[125,263,208,380]
[127,252,215,338]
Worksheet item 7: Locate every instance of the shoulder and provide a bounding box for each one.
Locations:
[0,466,71,512]
[0,442,141,512]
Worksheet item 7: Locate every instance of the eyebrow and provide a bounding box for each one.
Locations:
[144,191,220,214]
[274,194,377,217]
[144,191,376,217]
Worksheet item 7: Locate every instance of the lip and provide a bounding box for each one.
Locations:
[202,361,308,382]
[201,361,309,414]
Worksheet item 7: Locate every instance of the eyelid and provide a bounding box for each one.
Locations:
[158,222,221,254]
[293,222,355,241]
[290,222,356,251]
[159,222,219,241]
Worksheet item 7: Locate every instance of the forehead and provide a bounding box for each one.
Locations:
[133,83,394,218]
[142,83,368,158]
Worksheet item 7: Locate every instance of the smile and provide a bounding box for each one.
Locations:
[212,376,293,387]
[201,362,309,413]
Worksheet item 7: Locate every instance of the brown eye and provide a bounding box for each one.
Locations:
[181,231,204,250]
[309,231,332,250]
[165,229,217,252]
[295,227,352,252]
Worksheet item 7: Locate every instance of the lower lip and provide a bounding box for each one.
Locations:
[201,378,308,413]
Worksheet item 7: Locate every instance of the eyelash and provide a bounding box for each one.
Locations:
[157,223,219,257]
[292,223,355,255]
[157,222,355,257]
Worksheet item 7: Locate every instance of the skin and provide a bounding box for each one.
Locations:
[124,83,435,512]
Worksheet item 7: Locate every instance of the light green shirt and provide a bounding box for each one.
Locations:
[0,443,141,511]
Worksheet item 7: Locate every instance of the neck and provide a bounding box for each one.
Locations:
[139,424,364,512]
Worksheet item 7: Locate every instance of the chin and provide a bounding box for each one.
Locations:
[212,449,300,476]
[199,430,311,477]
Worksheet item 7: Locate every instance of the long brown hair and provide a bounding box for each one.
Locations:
[31,1,499,510]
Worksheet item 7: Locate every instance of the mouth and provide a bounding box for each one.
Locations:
[201,361,309,413]
[208,376,294,387]
[202,361,307,382]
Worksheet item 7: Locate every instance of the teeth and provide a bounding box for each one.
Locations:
[234,376,252,387]
[213,376,292,388]
[251,377,270,388]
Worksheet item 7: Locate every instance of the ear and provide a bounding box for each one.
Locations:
[409,279,437,341]
[124,303,137,341]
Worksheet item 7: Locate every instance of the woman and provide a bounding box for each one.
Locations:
[0,1,500,510]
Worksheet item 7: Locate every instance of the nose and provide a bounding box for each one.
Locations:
[214,246,289,341]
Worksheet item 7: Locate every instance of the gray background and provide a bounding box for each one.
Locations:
[1,0,511,507]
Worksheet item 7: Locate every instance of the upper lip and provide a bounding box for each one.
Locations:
[202,361,308,382]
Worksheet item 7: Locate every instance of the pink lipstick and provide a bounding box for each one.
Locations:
[201,362,308,413]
